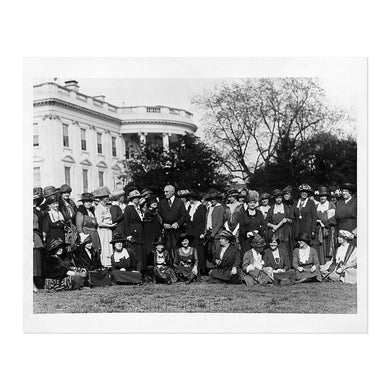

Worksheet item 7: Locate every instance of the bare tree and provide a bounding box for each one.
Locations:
[192,78,351,181]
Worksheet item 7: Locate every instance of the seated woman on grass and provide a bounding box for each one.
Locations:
[292,232,322,283]
[208,230,242,284]
[152,236,177,284]
[174,233,199,284]
[263,235,295,285]
[43,238,86,291]
[241,233,273,286]
[320,230,357,284]
[73,233,111,287]
[110,233,142,285]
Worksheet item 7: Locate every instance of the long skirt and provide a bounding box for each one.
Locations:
[88,269,111,286]
[313,226,337,265]
[295,265,322,282]
[154,265,177,284]
[273,269,296,285]
[242,267,274,286]
[33,248,43,277]
[98,228,113,267]
[111,269,142,284]
[175,265,198,282]
[44,275,85,291]
[208,268,242,284]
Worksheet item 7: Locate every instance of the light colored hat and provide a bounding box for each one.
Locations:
[246,190,259,202]
[110,189,125,200]
[298,183,313,193]
[338,230,354,240]
[93,186,111,198]
[128,190,142,199]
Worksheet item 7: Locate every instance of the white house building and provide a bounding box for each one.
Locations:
[33,80,197,198]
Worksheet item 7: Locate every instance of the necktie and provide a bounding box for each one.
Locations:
[169,199,172,207]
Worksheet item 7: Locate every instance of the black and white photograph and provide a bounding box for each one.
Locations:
[23,57,367,332]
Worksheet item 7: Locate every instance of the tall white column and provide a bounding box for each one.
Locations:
[163,132,170,151]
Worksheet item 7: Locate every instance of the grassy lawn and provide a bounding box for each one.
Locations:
[33,280,357,314]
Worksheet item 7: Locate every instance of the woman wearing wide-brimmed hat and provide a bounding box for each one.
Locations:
[72,233,111,287]
[282,185,295,207]
[110,233,142,284]
[312,186,337,265]
[237,190,266,260]
[58,184,78,251]
[174,233,199,283]
[94,186,117,268]
[186,191,207,275]
[241,233,273,286]
[75,193,101,254]
[292,184,318,240]
[143,195,162,266]
[335,183,357,240]
[42,192,66,246]
[266,188,294,264]
[208,230,242,284]
[43,238,86,291]
[320,229,357,284]
[292,232,322,283]
[33,187,45,291]
[123,189,145,271]
[151,236,177,284]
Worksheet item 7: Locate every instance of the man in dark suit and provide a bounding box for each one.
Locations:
[158,185,188,256]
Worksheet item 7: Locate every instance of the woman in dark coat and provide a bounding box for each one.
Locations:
[42,194,66,245]
[33,187,45,291]
[266,188,294,261]
[209,230,242,284]
[123,190,145,271]
[109,189,126,237]
[238,190,266,260]
[292,232,322,283]
[186,191,207,274]
[75,193,100,253]
[58,184,78,251]
[110,234,142,284]
[335,183,357,240]
[43,238,86,291]
[152,237,177,284]
[292,184,317,240]
[143,196,162,266]
[73,233,110,286]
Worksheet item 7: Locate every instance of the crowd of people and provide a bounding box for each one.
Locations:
[32,182,357,292]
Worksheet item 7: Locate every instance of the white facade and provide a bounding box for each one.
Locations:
[33,81,197,199]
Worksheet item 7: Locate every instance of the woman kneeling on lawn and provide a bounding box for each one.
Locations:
[110,234,142,284]
[152,237,177,284]
[292,233,322,283]
[263,236,295,285]
[208,230,241,284]
[242,233,273,285]
[174,233,199,284]
[43,238,86,291]
[320,230,357,284]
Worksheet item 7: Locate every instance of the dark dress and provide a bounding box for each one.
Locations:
[59,198,78,251]
[292,247,322,282]
[238,209,266,259]
[76,206,101,253]
[209,245,242,284]
[42,211,66,245]
[33,208,44,278]
[292,198,317,238]
[186,203,207,273]
[174,247,198,281]
[266,203,294,264]
[110,248,142,284]
[263,248,295,284]
[152,250,177,284]
[143,207,162,265]
[110,204,125,237]
[335,197,357,234]
[123,204,145,270]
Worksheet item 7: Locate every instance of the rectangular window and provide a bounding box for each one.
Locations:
[33,123,39,146]
[64,167,71,186]
[63,123,69,147]
[81,128,87,151]
[97,133,102,154]
[33,167,41,186]
[82,169,88,193]
[98,171,104,187]
[112,136,117,157]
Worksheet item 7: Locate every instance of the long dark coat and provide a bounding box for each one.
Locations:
[143,207,162,264]
[292,199,317,237]
[73,245,103,271]
[209,244,241,283]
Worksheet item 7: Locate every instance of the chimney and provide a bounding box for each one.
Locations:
[64,80,80,92]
